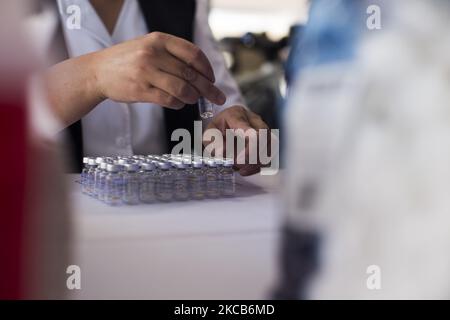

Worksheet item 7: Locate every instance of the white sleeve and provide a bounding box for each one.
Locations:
[193,0,246,116]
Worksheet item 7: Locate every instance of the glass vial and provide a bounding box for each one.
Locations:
[86,158,98,197]
[174,162,190,201]
[93,158,106,198]
[105,164,124,206]
[81,157,93,194]
[122,163,141,205]
[198,97,214,119]
[206,159,220,198]
[220,159,235,197]
[96,162,108,202]
[139,162,157,204]
[189,159,206,200]
[156,162,174,202]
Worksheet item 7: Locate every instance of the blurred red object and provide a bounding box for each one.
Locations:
[0,1,71,300]
[0,88,28,299]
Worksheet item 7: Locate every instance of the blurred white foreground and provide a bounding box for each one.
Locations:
[287,0,450,299]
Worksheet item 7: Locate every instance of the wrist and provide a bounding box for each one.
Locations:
[86,51,107,102]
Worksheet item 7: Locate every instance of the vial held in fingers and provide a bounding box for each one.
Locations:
[198,97,214,119]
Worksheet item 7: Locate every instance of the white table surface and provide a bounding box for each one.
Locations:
[68,172,283,299]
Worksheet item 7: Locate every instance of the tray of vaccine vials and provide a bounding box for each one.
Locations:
[80,154,235,205]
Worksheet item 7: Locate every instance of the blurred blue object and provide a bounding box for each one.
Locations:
[284,24,304,85]
[275,0,368,300]
[286,0,366,85]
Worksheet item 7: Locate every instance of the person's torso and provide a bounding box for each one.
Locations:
[55,0,198,172]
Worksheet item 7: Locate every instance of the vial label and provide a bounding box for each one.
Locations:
[123,174,140,205]
[105,174,124,206]
[87,169,96,197]
[97,172,108,202]
[81,168,88,194]
[221,169,235,197]
[93,169,103,198]
[174,170,189,201]
[156,171,174,202]
[189,169,206,200]
[206,169,220,198]
[140,173,157,203]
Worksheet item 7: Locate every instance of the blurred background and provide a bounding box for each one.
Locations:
[208,0,309,131]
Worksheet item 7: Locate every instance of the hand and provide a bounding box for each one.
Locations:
[92,32,226,109]
[203,105,271,176]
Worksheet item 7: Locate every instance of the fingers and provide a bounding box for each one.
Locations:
[247,111,271,158]
[141,32,226,106]
[136,87,184,109]
[161,33,216,83]
[146,68,200,104]
[230,113,255,170]
[202,106,271,177]
[248,112,269,130]
[159,55,226,105]
[226,110,253,132]
[226,108,271,176]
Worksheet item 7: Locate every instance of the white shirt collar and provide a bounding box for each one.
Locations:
[56,0,133,47]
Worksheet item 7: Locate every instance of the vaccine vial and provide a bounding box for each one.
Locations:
[116,158,132,165]
[87,158,98,197]
[93,158,106,198]
[205,159,220,198]
[132,155,145,161]
[173,162,190,201]
[215,158,224,194]
[105,164,124,206]
[156,162,174,202]
[198,97,214,119]
[182,157,193,166]
[139,162,157,204]
[81,157,93,194]
[168,159,178,171]
[122,163,141,205]
[146,155,158,162]
[96,162,108,201]
[161,154,172,161]
[220,159,235,197]
[104,157,115,164]
[189,159,206,200]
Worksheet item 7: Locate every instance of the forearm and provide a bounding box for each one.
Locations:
[43,31,226,128]
[43,52,105,127]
